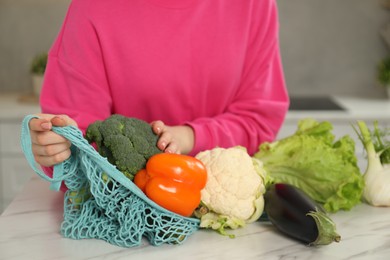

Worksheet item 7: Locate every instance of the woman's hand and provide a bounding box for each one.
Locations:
[29,114,77,167]
[151,120,194,155]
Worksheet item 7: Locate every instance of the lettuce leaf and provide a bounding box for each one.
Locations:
[254,118,364,212]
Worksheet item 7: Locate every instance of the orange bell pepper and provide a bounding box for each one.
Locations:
[134,153,207,217]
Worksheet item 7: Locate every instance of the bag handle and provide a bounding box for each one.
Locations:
[20,115,105,191]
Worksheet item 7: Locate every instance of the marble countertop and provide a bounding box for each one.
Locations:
[1,93,390,259]
[285,96,390,122]
[1,93,389,122]
[1,176,390,260]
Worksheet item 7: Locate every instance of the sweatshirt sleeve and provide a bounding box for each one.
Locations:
[39,0,112,191]
[187,0,289,156]
[40,0,112,132]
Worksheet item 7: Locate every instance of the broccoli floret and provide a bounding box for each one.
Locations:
[85,114,161,180]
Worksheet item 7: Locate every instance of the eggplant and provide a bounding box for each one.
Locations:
[264,183,341,246]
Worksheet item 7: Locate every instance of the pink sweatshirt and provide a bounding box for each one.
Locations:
[41,0,289,158]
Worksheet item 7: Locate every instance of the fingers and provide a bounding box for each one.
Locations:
[165,141,181,154]
[28,113,76,167]
[32,138,71,155]
[51,114,78,127]
[32,142,72,167]
[29,114,78,131]
[29,113,60,131]
[151,120,181,154]
[51,116,67,127]
[31,130,69,146]
[158,130,181,154]
[29,118,52,132]
[34,149,72,167]
[151,120,164,135]
[30,129,72,166]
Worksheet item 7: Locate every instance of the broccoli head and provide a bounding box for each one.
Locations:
[85,114,162,180]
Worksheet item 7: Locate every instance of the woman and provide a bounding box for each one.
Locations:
[29,0,289,172]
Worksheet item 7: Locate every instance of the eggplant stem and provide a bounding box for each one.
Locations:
[306,209,341,246]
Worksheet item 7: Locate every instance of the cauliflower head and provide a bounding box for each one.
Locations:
[194,146,266,236]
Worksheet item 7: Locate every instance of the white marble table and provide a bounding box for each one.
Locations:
[1,176,390,260]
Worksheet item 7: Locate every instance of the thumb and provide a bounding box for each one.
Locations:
[29,118,52,132]
[51,115,77,127]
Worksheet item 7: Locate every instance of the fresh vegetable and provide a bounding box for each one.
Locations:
[368,121,390,165]
[194,146,266,237]
[85,114,161,180]
[354,121,390,206]
[67,186,91,209]
[254,118,364,212]
[264,183,341,246]
[134,153,207,217]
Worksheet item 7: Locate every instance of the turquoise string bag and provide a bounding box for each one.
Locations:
[20,115,200,247]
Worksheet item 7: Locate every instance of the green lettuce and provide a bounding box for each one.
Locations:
[254,118,364,212]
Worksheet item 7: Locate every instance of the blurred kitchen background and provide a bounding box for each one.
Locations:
[0,0,389,213]
[0,0,389,97]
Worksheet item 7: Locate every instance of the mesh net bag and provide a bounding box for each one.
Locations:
[20,115,200,247]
